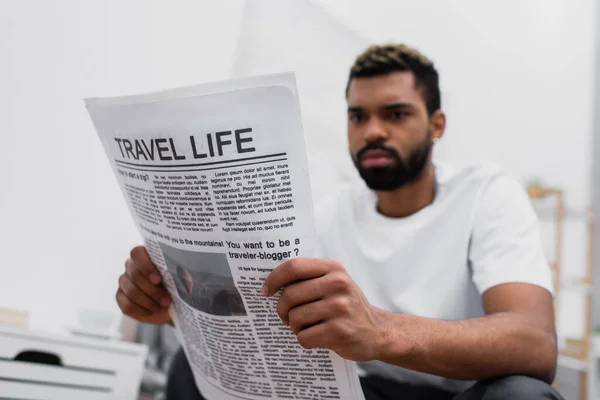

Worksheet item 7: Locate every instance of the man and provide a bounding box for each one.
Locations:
[117,44,563,399]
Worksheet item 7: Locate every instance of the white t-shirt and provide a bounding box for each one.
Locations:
[314,162,553,394]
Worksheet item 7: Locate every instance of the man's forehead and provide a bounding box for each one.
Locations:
[347,71,422,107]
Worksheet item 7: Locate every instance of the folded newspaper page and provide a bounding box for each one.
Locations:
[85,73,365,400]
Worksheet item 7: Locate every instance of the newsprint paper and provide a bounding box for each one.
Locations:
[85,73,365,400]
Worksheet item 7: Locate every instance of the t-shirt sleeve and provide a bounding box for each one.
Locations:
[469,174,554,295]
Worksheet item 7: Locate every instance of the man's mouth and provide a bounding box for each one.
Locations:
[360,149,395,168]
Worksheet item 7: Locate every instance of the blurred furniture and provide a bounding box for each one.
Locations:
[0,308,29,328]
[527,183,596,400]
[526,183,564,299]
[0,323,148,400]
[68,308,123,341]
[555,206,595,400]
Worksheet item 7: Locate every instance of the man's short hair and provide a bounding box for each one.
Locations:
[346,43,441,115]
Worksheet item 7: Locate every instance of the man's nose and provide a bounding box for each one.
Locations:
[363,118,389,143]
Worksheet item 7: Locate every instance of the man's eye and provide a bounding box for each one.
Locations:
[349,114,364,123]
[389,111,408,120]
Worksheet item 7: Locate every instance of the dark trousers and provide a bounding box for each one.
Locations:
[166,348,564,400]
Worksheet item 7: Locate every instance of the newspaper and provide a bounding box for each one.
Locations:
[85,73,365,400]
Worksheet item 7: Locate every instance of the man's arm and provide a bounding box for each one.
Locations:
[263,259,557,384]
[375,282,557,383]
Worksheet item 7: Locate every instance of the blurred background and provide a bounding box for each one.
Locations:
[0,0,598,398]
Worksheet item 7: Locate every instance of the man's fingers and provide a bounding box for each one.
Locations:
[263,258,343,297]
[287,301,339,334]
[119,274,164,313]
[129,246,161,284]
[296,322,328,350]
[278,278,326,324]
[116,288,152,318]
[277,272,354,324]
[125,261,171,308]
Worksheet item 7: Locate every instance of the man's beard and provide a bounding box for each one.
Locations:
[352,132,432,191]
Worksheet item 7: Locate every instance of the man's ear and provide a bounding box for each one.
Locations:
[430,110,446,143]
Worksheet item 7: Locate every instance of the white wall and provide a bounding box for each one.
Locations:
[593,0,600,329]
[0,0,596,338]
[0,0,245,332]
[232,0,368,203]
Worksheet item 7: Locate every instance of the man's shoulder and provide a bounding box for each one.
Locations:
[437,161,523,198]
[437,161,506,186]
[439,161,533,225]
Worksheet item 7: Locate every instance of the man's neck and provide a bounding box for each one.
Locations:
[375,162,436,218]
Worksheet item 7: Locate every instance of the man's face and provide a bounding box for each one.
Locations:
[347,71,434,191]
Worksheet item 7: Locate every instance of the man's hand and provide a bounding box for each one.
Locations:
[263,258,385,362]
[117,246,173,325]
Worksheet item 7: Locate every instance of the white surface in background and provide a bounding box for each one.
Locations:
[232,0,368,203]
[0,0,245,332]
